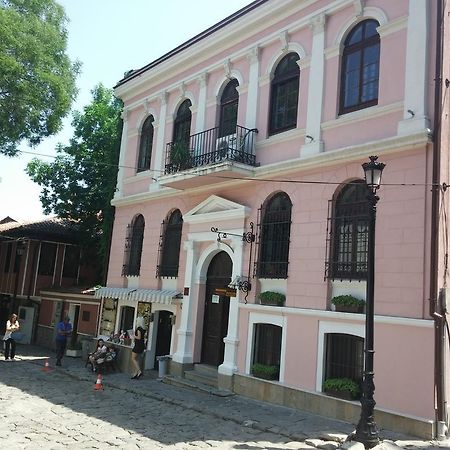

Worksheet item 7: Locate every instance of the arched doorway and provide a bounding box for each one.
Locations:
[201,251,232,366]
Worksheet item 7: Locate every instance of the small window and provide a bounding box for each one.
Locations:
[219,79,239,138]
[325,333,363,384]
[253,323,282,380]
[339,19,380,114]
[257,192,292,278]
[269,52,300,135]
[82,310,90,322]
[122,214,145,277]
[38,243,57,276]
[62,245,80,278]
[158,209,183,278]
[137,115,154,172]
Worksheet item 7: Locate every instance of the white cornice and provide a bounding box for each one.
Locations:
[115,0,356,102]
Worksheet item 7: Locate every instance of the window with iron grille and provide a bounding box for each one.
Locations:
[62,245,80,278]
[253,323,281,379]
[256,192,292,278]
[269,52,300,135]
[326,180,370,280]
[219,79,239,138]
[122,214,145,277]
[173,99,192,146]
[157,209,183,278]
[38,243,57,276]
[325,333,363,383]
[340,19,380,115]
[137,115,154,172]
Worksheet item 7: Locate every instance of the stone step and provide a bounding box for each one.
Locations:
[192,363,219,378]
[163,375,233,397]
[184,369,218,388]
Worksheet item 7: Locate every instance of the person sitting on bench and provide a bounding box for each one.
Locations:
[88,339,108,372]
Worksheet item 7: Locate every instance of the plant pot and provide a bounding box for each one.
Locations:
[252,370,279,381]
[334,304,364,313]
[325,389,355,401]
[259,300,284,307]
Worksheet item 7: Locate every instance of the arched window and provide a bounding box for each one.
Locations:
[327,180,370,280]
[219,79,239,137]
[122,214,145,276]
[137,115,154,172]
[340,19,380,114]
[269,52,300,135]
[157,209,183,277]
[257,192,292,278]
[173,99,192,146]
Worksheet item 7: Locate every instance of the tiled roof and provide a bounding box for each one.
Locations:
[0,217,82,244]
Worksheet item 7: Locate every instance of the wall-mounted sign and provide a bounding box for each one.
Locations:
[211,295,220,304]
[213,288,237,297]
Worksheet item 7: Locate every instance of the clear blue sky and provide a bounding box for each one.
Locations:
[0,0,251,221]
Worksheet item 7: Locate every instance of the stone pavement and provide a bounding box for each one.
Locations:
[5,344,450,450]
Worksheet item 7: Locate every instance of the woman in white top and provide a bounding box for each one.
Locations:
[3,313,20,360]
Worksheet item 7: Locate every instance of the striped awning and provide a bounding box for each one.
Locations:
[94,287,182,305]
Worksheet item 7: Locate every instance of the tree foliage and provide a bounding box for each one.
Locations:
[26,85,123,282]
[0,0,79,156]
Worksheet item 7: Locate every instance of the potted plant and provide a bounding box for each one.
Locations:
[170,141,192,171]
[251,363,279,381]
[66,341,83,358]
[258,291,286,307]
[323,377,361,400]
[331,295,365,313]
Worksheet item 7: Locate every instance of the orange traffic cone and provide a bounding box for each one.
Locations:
[42,358,51,372]
[94,373,103,390]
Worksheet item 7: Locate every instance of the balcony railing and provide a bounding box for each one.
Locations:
[164,125,258,175]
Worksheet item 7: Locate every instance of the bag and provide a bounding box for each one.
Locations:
[11,332,23,342]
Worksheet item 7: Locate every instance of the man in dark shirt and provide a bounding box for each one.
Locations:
[55,316,72,366]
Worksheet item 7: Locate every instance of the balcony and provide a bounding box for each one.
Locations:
[159,125,258,189]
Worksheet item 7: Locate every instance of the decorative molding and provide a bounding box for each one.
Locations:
[309,13,326,35]
[197,72,208,88]
[297,56,311,70]
[376,16,408,38]
[179,82,186,97]
[120,109,129,122]
[223,59,232,79]
[353,0,364,17]
[324,44,341,60]
[247,46,260,65]
[159,91,168,106]
[279,30,289,52]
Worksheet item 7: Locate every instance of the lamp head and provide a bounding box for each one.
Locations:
[362,155,385,194]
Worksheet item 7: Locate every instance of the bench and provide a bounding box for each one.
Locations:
[85,347,119,373]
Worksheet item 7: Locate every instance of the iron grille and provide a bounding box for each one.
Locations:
[122,218,144,277]
[156,210,183,278]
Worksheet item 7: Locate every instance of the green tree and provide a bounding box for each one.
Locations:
[0,0,79,156]
[26,85,123,282]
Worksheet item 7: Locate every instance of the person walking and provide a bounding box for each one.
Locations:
[55,315,72,366]
[3,313,20,361]
[130,324,145,379]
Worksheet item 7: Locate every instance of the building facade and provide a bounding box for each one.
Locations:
[0,218,100,347]
[98,0,449,439]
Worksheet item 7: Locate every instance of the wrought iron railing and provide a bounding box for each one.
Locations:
[164,125,258,175]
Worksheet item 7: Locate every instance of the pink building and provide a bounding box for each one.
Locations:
[96,0,450,440]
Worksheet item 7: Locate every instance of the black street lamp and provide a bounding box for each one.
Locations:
[354,155,386,449]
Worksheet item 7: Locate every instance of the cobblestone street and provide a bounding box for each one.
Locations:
[0,347,449,450]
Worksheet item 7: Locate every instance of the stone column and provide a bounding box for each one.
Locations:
[245,46,260,130]
[114,109,129,200]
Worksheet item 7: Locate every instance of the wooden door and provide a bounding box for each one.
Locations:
[155,311,173,367]
[201,252,232,366]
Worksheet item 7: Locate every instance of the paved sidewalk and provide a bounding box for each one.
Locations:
[9,344,450,450]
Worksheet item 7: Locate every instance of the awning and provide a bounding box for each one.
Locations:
[94,287,182,305]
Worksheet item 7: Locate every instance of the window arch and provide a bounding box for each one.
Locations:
[340,19,380,114]
[219,79,239,137]
[137,115,154,172]
[173,99,192,146]
[122,214,145,277]
[157,209,183,277]
[257,192,292,278]
[269,52,300,135]
[327,180,371,280]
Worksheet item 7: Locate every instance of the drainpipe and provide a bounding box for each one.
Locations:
[429,0,448,439]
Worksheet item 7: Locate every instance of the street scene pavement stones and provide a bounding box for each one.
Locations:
[1,344,449,449]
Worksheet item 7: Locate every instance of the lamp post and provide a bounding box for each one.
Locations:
[354,155,385,449]
[12,241,25,313]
